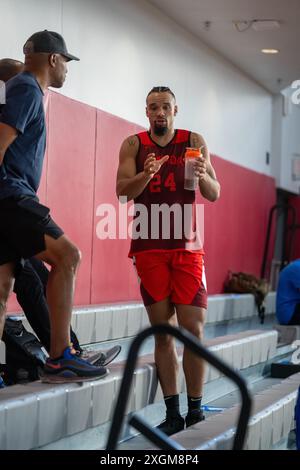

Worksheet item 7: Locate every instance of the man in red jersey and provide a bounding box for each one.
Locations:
[116,86,220,435]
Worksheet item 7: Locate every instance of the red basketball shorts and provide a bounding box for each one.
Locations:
[133,251,207,308]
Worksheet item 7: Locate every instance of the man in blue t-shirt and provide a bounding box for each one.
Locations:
[0,60,121,380]
[0,31,107,384]
[276,259,300,325]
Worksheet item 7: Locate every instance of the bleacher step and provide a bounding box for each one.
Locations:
[170,373,300,451]
[0,329,277,449]
[9,292,276,348]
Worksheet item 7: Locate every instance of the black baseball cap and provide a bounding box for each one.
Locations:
[23,30,79,61]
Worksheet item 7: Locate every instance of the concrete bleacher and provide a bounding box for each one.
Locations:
[273,324,300,345]
[10,291,277,348]
[0,328,278,449]
[168,372,300,451]
[1,290,299,451]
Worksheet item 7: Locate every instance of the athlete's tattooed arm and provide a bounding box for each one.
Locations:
[190,132,220,202]
[127,137,137,146]
[116,135,152,201]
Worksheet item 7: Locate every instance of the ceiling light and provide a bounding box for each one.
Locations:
[252,20,280,31]
[261,48,279,54]
[234,19,281,33]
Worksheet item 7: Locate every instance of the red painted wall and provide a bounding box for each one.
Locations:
[202,157,276,293]
[91,110,143,303]
[7,91,276,311]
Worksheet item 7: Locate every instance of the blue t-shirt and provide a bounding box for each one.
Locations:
[276,259,300,324]
[0,71,46,199]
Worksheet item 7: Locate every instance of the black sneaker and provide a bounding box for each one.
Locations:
[185,409,205,428]
[157,413,185,436]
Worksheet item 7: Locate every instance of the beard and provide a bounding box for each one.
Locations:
[153,124,168,136]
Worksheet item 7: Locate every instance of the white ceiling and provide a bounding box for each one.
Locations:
[147,0,300,93]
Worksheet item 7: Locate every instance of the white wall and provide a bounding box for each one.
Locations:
[271,95,283,188]
[271,88,300,195]
[0,0,273,175]
[280,88,300,194]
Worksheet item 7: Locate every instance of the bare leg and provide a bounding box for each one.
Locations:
[176,305,206,397]
[0,263,15,340]
[146,298,178,396]
[35,234,81,358]
[14,258,82,353]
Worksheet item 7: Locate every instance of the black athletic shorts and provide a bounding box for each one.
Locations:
[289,303,300,325]
[0,196,64,266]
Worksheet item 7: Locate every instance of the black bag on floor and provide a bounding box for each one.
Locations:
[1,317,47,384]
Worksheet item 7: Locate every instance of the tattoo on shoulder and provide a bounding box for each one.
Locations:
[127,137,136,146]
[191,133,202,148]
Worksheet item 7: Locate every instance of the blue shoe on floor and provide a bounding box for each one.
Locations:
[0,376,5,388]
[41,346,108,384]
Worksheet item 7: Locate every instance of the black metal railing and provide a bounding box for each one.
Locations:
[261,203,297,280]
[106,324,252,451]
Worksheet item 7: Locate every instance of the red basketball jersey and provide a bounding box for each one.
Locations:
[129,129,204,256]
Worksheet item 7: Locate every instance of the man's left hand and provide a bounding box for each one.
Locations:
[194,157,207,180]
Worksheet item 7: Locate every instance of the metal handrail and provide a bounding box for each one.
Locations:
[261,203,297,279]
[281,204,297,268]
[106,324,252,451]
